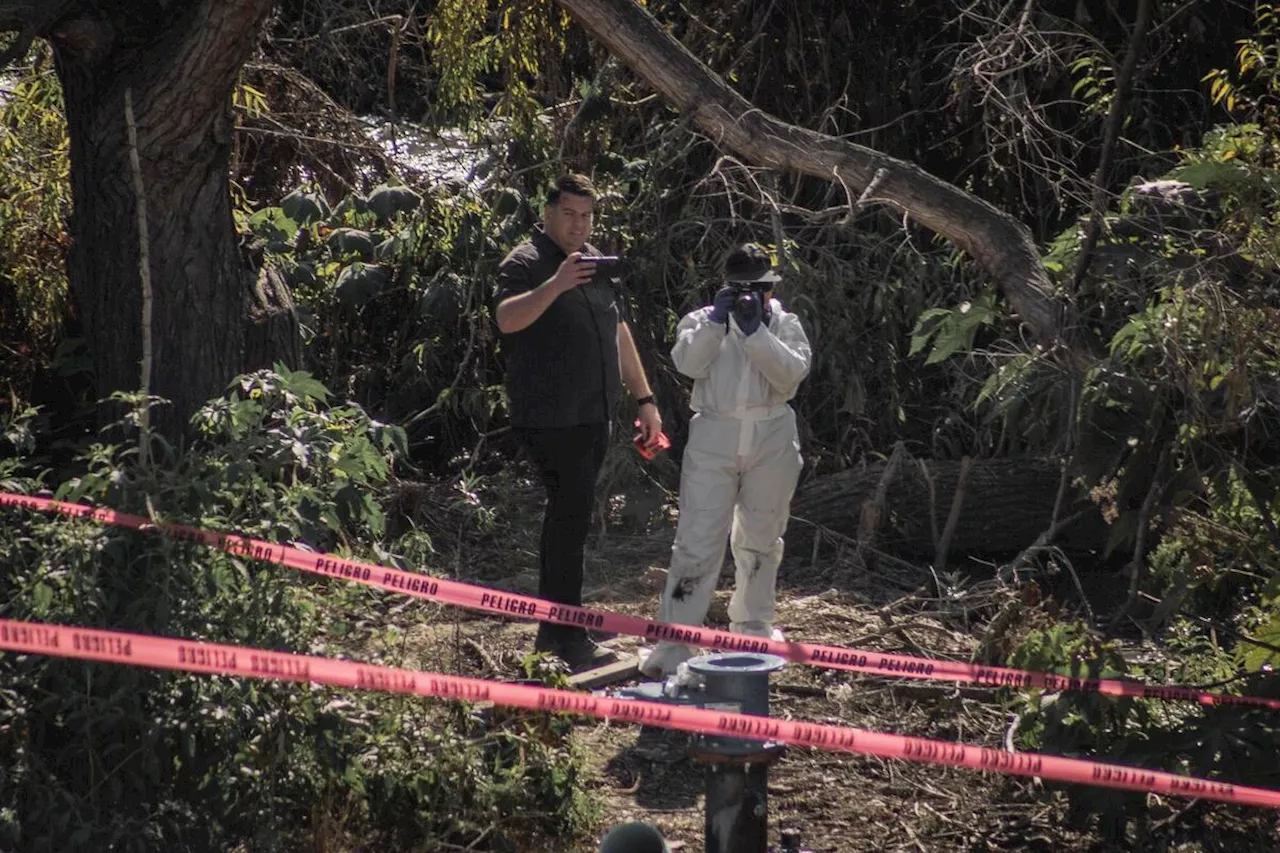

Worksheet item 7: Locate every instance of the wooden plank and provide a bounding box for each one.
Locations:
[568,654,640,690]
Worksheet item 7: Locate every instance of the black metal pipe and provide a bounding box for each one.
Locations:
[609,651,794,852]
[705,760,770,853]
[684,652,787,853]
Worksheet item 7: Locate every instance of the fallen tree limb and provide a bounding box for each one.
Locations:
[555,0,1084,359]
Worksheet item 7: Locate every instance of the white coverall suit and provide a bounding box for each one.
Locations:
[642,299,811,678]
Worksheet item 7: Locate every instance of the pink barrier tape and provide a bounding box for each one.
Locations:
[0,617,1277,808]
[3,492,1279,710]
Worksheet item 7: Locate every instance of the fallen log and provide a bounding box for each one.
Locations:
[789,456,1107,559]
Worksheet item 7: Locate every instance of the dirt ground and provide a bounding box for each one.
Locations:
[388,477,1279,853]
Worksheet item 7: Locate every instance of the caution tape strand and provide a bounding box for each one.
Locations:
[3,492,1278,712]
[0,617,1276,809]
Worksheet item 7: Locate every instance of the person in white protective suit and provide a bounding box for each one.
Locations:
[640,243,811,679]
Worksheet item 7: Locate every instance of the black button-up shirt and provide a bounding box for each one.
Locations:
[493,227,622,428]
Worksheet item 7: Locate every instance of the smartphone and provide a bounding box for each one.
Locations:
[633,420,672,461]
[580,255,622,284]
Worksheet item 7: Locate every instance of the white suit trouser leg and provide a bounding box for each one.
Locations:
[644,410,802,677]
[728,414,802,633]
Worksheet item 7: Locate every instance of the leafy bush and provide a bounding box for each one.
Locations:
[0,369,593,852]
[0,47,72,397]
[1005,614,1280,836]
[950,35,1280,833]
[238,176,511,469]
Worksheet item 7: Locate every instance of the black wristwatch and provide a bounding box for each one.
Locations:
[635,395,656,408]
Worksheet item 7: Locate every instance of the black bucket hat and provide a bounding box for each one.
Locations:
[723,242,781,283]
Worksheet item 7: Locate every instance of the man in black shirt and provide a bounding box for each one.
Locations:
[494,174,663,669]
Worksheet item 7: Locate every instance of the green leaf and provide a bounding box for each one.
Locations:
[247,207,298,242]
[1072,76,1097,97]
[1103,512,1139,559]
[924,326,969,364]
[367,184,422,221]
[272,365,331,403]
[334,263,389,308]
[1172,160,1253,190]
[1241,612,1280,672]
[374,235,404,263]
[281,188,329,225]
[326,228,376,260]
[907,307,951,357]
[32,581,52,612]
[492,186,524,216]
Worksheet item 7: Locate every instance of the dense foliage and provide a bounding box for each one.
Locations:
[0,370,592,852]
[2,0,1280,848]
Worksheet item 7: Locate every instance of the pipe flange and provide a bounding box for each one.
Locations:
[686,652,788,676]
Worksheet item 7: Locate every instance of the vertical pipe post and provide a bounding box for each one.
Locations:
[685,653,787,853]
[704,759,772,853]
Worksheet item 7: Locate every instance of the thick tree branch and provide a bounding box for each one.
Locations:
[154,0,276,110]
[1069,0,1155,293]
[555,0,1082,357]
[0,0,77,67]
[0,0,50,31]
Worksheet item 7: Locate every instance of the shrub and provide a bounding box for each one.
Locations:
[0,369,593,852]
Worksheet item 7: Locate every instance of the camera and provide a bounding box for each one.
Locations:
[726,282,770,324]
[727,280,767,305]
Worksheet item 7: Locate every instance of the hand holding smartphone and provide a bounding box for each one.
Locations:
[579,255,622,284]
[633,419,672,461]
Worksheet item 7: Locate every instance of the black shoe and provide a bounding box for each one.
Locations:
[558,635,619,670]
[536,630,618,670]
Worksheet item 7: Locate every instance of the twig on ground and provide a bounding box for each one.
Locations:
[935,456,971,572]
[462,637,500,673]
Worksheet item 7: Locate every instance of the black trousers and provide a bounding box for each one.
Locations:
[517,422,611,644]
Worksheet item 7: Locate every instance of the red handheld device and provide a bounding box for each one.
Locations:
[633,420,671,460]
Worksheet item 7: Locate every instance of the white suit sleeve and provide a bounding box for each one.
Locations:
[741,311,811,394]
[671,309,725,380]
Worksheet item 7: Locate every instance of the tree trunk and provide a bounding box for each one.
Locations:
[790,458,1107,558]
[555,0,1084,360]
[1,0,296,437]
[244,264,303,374]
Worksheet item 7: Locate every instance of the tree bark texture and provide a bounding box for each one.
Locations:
[555,0,1081,358]
[0,0,291,435]
[244,264,302,373]
[790,458,1108,558]
[55,1,277,434]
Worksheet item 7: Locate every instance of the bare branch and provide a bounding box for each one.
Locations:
[124,87,153,466]
[554,0,1083,359]
[855,168,890,209]
[1110,441,1170,631]
[1070,0,1155,293]
[935,456,972,572]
